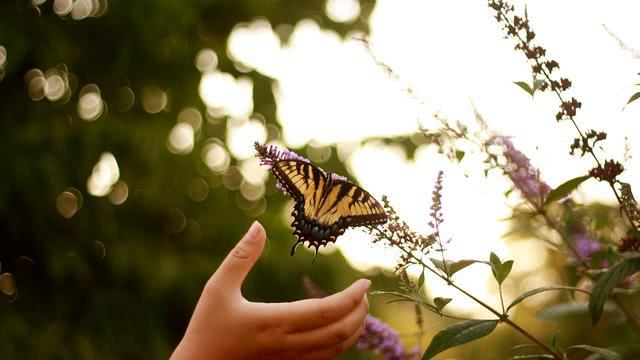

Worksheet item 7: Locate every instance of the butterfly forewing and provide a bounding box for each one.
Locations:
[321,180,387,226]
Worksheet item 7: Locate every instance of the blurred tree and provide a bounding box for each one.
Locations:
[0,0,379,358]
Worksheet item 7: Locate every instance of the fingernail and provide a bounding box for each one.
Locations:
[361,279,372,292]
[244,221,263,242]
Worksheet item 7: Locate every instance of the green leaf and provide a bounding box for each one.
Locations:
[496,260,514,284]
[489,252,501,267]
[422,320,498,359]
[550,332,559,350]
[544,175,591,205]
[506,286,590,313]
[536,303,586,320]
[627,92,640,105]
[430,258,448,275]
[369,291,439,312]
[489,253,513,284]
[514,81,535,96]
[433,297,452,311]
[430,258,488,277]
[589,256,640,324]
[507,355,555,359]
[449,259,489,275]
[455,150,465,162]
[567,345,621,360]
[417,270,425,291]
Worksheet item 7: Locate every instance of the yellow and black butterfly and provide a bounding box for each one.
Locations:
[255,142,388,258]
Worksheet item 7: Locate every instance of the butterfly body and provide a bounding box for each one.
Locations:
[268,158,387,256]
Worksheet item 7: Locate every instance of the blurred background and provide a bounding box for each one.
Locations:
[1,0,639,358]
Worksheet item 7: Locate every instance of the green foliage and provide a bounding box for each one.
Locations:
[567,345,621,360]
[430,258,488,277]
[0,0,375,358]
[589,256,640,324]
[544,175,591,205]
[626,92,640,105]
[433,297,452,311]
[489,252,513,285]
[421,319,498,359]
[514,81,536,96]
[506,286,589,313]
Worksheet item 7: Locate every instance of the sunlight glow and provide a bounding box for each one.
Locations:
[199,71,253,118]
[227,1,640,313]
[325,0,361,23]
[227,119,267,160]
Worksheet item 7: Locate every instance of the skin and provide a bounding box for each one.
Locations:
[171,221,371,360]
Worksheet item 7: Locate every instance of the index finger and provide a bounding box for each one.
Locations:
[263,279,371,333]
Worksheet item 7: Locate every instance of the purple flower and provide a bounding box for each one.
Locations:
[254,142,309,169]
[357,315,416,360]
[491,136,551,203]
[254,142,348,193]
[303,277,417,360]
[572,227,601,261]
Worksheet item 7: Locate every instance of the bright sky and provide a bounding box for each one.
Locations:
[194,0,640,314]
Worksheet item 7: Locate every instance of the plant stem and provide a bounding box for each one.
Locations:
[499,284,506,314]
[534,205,640,333]
[400,247,563,359]
[495,7,639,234]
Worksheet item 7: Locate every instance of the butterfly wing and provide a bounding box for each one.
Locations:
[270,160,328,219]
[315,179,387,227]
[270,160,387,256]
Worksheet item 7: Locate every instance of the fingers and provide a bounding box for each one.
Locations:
[212,221,266,291]
[268,279,371,332]
[296,321,365,360]
[282,292,369,351]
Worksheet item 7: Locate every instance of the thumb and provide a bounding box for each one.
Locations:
[214,221,266,291]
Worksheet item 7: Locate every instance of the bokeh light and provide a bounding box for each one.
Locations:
[0,46,6,82]
[194,48,218,72]
[239,158,268,185]
[187,177,209,202]
[94,240,107,259]
[115,86,135,112]
[56,190,80,218]
[165,208,186,234]
[167,123,194,155]
[78,84,104,121]
[222,166,243,190]
[53,0,73,16]
[227,19,281,77]
[226,118,267,159]
[0,273,16,296]
[107,181,128,205]
[201,140,231,174]
[142,85,168,114]
[199,71,253,117]
[87,152,120,197]
[325,0,361,23]
[25,69,46,101]
[177,107,203,134]
[44,69,69,101]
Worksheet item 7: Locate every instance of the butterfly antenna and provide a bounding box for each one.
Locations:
[312,247,319,263]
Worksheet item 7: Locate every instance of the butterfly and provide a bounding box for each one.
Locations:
[255,142,388,258]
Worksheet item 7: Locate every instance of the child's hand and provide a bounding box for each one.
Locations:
[171,221,371,360]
